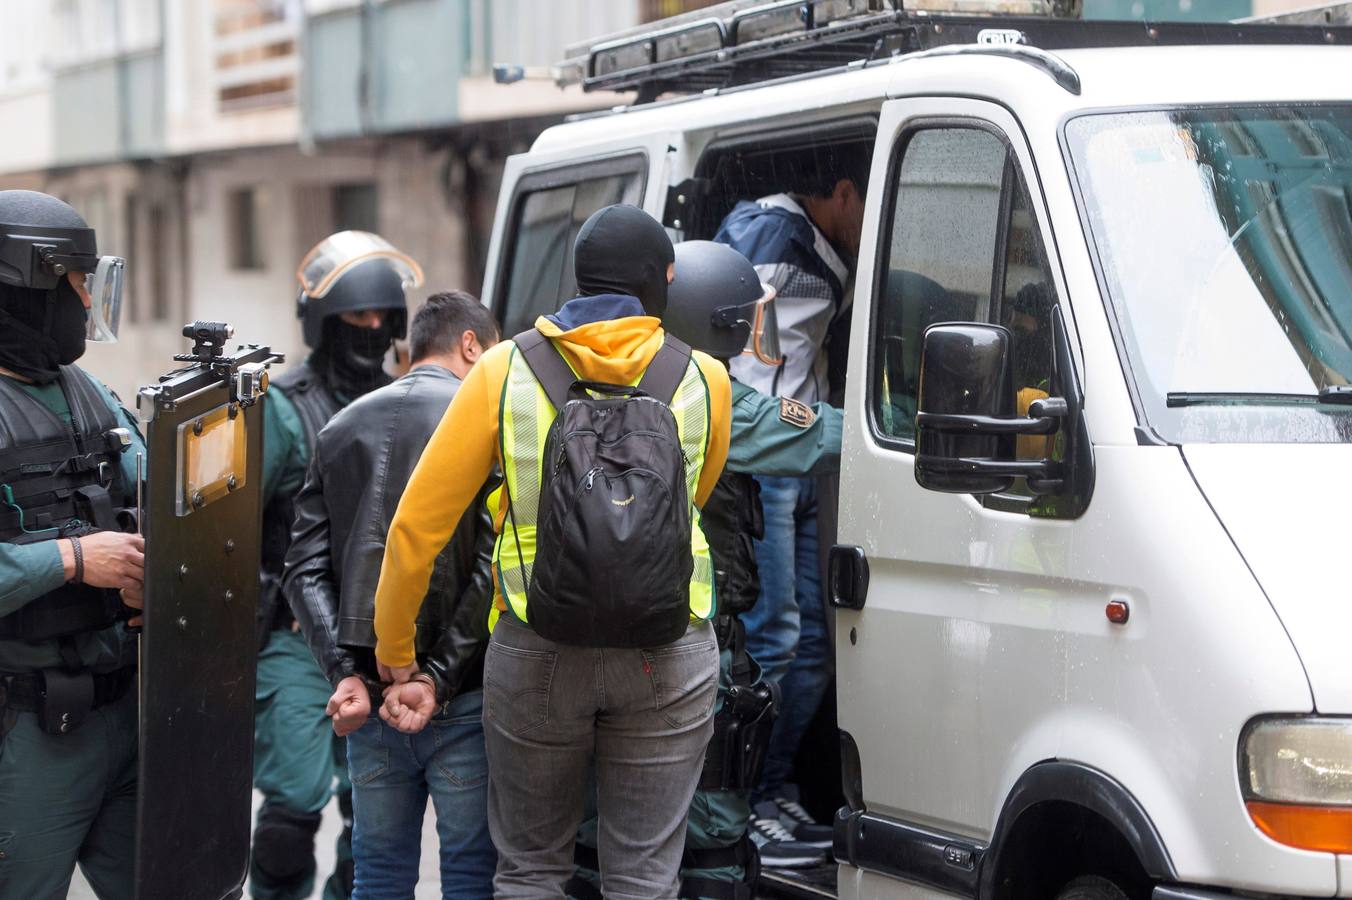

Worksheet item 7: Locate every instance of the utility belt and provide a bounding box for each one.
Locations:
[0,666,135,735]
[568,834,760,900]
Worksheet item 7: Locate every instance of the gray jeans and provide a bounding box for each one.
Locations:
[483,617,719,899]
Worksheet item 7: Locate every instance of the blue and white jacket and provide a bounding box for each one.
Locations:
[713,193,851,404]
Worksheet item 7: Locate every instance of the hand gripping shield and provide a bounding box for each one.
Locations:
[133,322,282,900]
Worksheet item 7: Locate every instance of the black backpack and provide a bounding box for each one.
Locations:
[507,327,696,648]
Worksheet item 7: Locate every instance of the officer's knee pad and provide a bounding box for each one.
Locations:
[253,804,322,881]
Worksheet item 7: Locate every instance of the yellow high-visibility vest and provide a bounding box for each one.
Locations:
[495,341,715,628]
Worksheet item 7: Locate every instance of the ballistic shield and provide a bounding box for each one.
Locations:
[133,322,282,900]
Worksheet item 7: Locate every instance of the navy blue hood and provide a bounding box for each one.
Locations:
[546,293,648,330]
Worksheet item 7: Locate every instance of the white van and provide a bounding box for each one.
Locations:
[481,3,1352,898]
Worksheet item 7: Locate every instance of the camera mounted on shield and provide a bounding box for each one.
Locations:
[166,320,280,409]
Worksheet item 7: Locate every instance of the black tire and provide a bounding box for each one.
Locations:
[1056,874,1131,900]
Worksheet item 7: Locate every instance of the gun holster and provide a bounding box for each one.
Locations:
[37,668,94,735]
[700,679,778,792]
[73,484,117,530]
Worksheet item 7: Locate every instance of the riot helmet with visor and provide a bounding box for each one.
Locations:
[666,240,781,366]
[295,230,422,349]
[0,190,125,346]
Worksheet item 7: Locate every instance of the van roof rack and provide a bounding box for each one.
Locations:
[553,0,1352,103]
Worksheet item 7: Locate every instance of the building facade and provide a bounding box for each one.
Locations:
[0,0,639,400]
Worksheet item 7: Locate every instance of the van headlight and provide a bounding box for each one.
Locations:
[1241,717,1352,853]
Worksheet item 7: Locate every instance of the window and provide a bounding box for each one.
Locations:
[1067,105,1352,444]
[228,187,265,271]
[148,204,170,321]
[124,195,139,324]
[870,124,1058,452]
[213,0,299,111]
[333,183,378,233]
[497,158,645,339]
[998,180,1058,463]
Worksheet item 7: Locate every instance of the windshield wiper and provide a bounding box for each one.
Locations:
[1319,385,1352,405]
[1167,389,1352,408]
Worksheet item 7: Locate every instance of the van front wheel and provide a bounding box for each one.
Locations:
[1056,875,1131,900]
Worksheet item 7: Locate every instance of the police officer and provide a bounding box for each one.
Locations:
[251,231,421,900]
[0,190,146,899]
[566,240,845,899]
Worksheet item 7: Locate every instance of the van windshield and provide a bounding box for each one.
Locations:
[1066,105,1352,443]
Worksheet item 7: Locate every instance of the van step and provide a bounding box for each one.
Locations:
[758,863,838,898]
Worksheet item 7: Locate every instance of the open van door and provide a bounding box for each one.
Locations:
[481,132,679,335]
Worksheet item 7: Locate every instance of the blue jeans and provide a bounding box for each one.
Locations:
[743,475,832,799]
[347,689,496,900]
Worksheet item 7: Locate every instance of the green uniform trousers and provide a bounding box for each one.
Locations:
[572,647,751,899]
[0,687,137,900]
[252,629,353,900]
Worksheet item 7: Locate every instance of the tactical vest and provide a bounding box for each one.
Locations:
[258,361,340,638]
[0,367,132,642]
[700,469,763,619]
[496,340,717,628]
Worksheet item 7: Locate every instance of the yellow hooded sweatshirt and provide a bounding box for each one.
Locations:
[373,311,732,668]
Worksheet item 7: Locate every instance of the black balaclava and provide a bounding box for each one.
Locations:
[573,204,675,317]
[310,314,398,403]
[0,280,88,384]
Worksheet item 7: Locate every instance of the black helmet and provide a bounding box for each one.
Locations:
[295,231,421,349]
[666,240,781,364]
[0,190,97,290]
[0,190,125,348]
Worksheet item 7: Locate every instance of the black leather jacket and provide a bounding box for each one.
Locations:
[282,365,496,703]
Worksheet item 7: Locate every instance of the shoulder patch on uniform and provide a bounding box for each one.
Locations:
[779,397,815,429]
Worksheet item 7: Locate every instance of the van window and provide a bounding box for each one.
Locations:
[497,159,645,338]
[872,127,1005,441]
[871,125,1058,450]
[998,179,1058,464]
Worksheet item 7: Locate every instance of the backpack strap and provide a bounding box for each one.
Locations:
[637,335,692,405]
[513,328,692,409]
[512,328,575,412]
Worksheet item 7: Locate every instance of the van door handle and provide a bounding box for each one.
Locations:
[829,544,869,610]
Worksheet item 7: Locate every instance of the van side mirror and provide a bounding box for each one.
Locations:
[914,322,1066,495]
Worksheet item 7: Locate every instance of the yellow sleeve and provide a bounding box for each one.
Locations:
[373,342,511,667]
[693,351,731,508]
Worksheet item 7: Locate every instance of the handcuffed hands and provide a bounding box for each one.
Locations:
[377,658,420,685]
[326,676,371,737]
[380,677,437,735]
